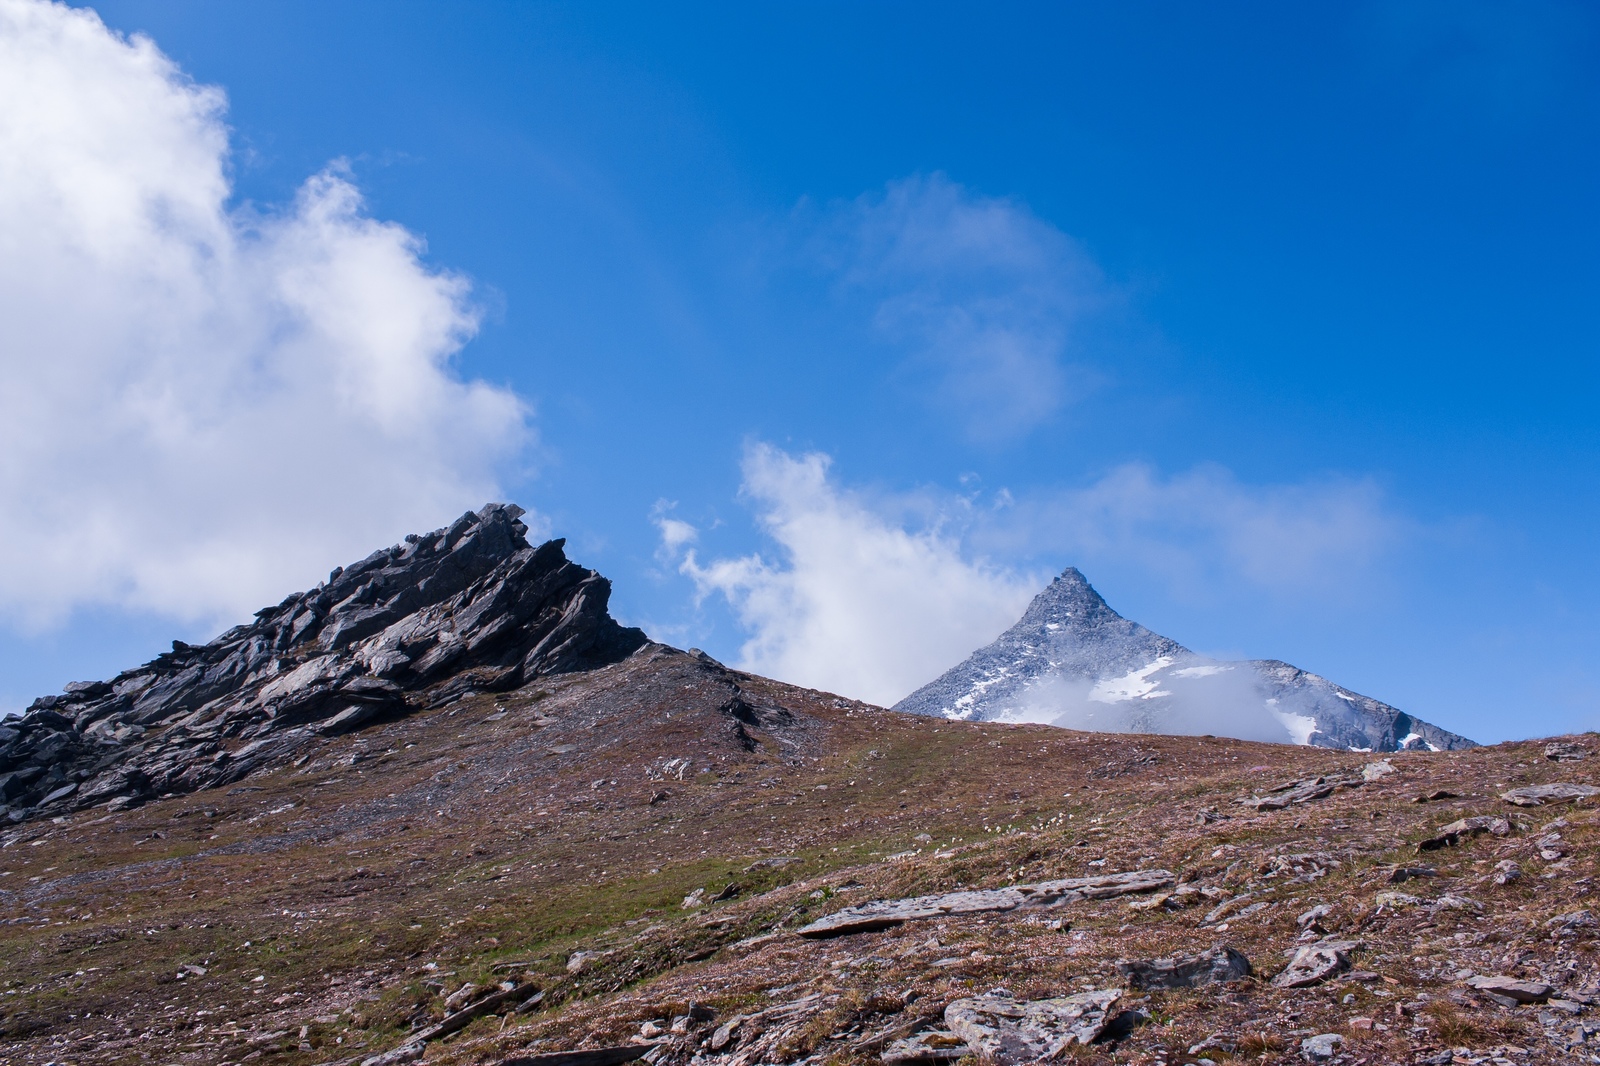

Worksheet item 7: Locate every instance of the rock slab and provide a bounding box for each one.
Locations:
[1115,946,1252,990]
[1273,941,1359,988]
[944,989,1122,1063]
[1417,816,1511,851]
[796,869,1175,938]
[1466,975,1553,1003]
[1500,783,1600,807]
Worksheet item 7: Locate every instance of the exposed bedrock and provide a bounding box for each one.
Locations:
[0,504,646,822]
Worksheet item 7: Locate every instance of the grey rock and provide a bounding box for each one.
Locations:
[894,567,1473,751]
[359,1043,424,1066]
[1466,975,1552,1003]
[1545,910,1596,937]
[0,505,646,822]
[1501,783,1600,807]
[1545,741,1590,761]
[796,869,1175,938]
[1115,946,1251,989]
[944,989,1122,1062]
[1237,772,1364,811]
[880,1029,969,1064]
[1273,942,1356,988]
[411,980,536,1042]
[1299,1033,1343,1061]
[1417,815,1512,851]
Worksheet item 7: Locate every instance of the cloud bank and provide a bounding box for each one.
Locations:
[808,173,1108,441]
[674,444,1040,707]
[668,445,1402,707]
[0,0,529,630]
[1006,661,1307,745]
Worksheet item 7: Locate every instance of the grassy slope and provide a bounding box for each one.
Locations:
[1,645,1596,1065]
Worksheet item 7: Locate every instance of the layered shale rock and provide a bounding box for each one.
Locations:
[0,504,645,821]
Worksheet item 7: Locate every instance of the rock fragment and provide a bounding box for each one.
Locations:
[1236,773,1363,811]
[1544,910,1596,938]
[359,1043,424,1066]
[944,989,1122,1062]
[1545,741,1590,761]
[1299,1033,1343,1062]
[880,1029,969,1064]
[1361,759,1397,780]
[1273,941,1358,988]
[1115,946,1251,990]
[1417,815,1511,851]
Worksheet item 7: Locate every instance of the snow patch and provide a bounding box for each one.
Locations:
[1088,657,1174,704]
[1271,707,1320,746]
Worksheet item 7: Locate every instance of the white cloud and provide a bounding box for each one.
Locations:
[670,446,1405,707]
[810,173,1109,441]
[989,463,1401,597]
[0,0,530,630]
[673,444,1040,707]
[650,500,699,561]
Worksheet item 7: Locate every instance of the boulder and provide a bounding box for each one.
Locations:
[944,989,1122,1063]
[1115,946,1252,990]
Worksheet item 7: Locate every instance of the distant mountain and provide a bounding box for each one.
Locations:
[893,567,1474,752]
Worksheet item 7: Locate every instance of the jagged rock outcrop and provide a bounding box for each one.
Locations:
[894,566,1475,752]
[0,504,645,822]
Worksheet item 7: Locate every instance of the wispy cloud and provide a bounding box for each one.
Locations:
[664,445,1407,705]
[988,463,1403,600]
[667,443,1040,706]
[0,0,531,630]
[803,173,1111,442]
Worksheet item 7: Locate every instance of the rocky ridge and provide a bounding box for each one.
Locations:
[895,566,1474,752]
[0,504,645,822]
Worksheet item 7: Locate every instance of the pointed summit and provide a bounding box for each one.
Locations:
[895,566,1474,751]
[895,568,1185,722]
[1015,567,1132,629]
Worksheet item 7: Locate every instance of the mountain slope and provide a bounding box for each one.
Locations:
[3,512,1590,1066]
[895,567,1474,751]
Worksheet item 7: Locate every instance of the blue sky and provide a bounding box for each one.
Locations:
[0,0,1595,743]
